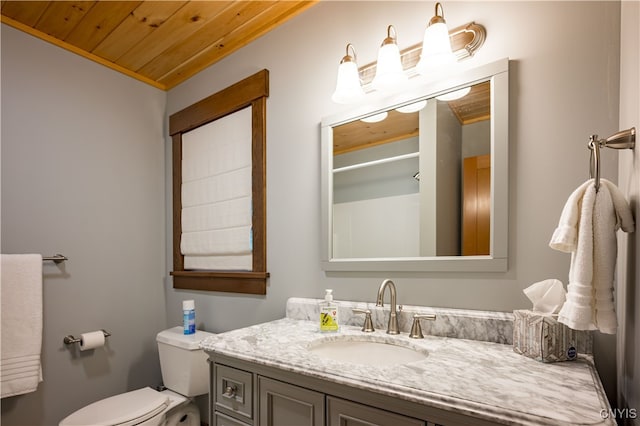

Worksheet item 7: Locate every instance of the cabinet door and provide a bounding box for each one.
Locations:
[327,396,425,426]
[258,376,324,426]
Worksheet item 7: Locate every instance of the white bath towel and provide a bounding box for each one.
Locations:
[1,254,44,398]
[550,179,634,333]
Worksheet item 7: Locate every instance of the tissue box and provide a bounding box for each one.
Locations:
[513,310,592,363]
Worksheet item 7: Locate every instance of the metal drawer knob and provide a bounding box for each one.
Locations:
[223,385,237,398]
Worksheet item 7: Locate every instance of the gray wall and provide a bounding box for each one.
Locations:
[617,1,639,423]
[165,0,624,404]
[1,25,167,425]
[0,1,636,425]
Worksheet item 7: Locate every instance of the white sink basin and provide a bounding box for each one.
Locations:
[308,336,428,366]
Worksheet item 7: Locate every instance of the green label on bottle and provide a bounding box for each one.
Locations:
[320,310,338,331]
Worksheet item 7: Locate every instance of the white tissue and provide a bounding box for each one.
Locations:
[79,331,105,351]
[523,279,567,314]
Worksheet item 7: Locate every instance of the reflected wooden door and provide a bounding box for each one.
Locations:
[462,154,491,255]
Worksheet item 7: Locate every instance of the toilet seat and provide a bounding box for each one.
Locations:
[59,387,170,426]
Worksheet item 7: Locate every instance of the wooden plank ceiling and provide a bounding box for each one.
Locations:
[1,1,317,90]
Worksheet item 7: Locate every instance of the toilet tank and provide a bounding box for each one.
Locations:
[156,326,215,397]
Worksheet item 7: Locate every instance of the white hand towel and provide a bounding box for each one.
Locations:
[552,179,634,334]
[557,184,598,331]
[1,254,44,398]
[593,179,634,333]
[549,179,593,253]
[601,179,635,233]
[592,185,617,333]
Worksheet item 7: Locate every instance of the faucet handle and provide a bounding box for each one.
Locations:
[352,309,375,332]
[409,314,436,339]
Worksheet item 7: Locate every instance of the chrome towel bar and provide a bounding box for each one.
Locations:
[43,254,67,263]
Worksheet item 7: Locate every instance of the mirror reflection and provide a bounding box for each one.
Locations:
[321,58,508,272]
[331,80,491,259]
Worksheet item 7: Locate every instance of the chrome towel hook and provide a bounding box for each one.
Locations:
[588,127,635,192]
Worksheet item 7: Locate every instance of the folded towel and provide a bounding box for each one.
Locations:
[1,254,44,398]
[551,179,634,333]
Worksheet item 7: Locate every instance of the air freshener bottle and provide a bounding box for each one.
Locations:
[183,300,195,335]
[320,289,339,332]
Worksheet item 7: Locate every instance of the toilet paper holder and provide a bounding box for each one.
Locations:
[63,329,111,345]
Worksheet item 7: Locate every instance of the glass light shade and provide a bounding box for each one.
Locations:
[360,111,388,123]
[332,59,365,104]
[396,100,427,113]
[372,43,407,91]
[372,25,407,92]
[416,21,456,75]
[436,86,471,101]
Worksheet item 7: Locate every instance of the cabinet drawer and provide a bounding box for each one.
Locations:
[214,411,251,426]
[215,363,253,421]
[327,396,425,426]
[258,376,325,426]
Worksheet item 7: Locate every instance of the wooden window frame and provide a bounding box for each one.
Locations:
[169,70,269,294]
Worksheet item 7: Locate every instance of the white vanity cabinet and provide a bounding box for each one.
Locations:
[209,354,499,426]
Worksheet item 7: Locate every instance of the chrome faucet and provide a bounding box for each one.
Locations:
[376,279,400,334]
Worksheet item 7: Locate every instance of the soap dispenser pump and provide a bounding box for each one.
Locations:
[320,289,339,332]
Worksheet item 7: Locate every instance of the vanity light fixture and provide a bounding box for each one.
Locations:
[331,43,365,104]
[416,2,456,75]
[372,25,408,92]
[435,86,471,101]
[331,3,486,104]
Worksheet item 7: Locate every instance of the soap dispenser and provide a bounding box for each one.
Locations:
[320,289,339,332]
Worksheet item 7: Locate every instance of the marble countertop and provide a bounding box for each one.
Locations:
[201,299,612,426]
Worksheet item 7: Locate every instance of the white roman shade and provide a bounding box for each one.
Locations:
[180,106,253,270]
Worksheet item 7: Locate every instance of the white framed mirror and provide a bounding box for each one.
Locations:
[320,58,509,272]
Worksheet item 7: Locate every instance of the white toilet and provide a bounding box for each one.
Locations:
[59,326,215,426]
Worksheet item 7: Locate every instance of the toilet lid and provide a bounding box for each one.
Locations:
[59,387,169,426]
